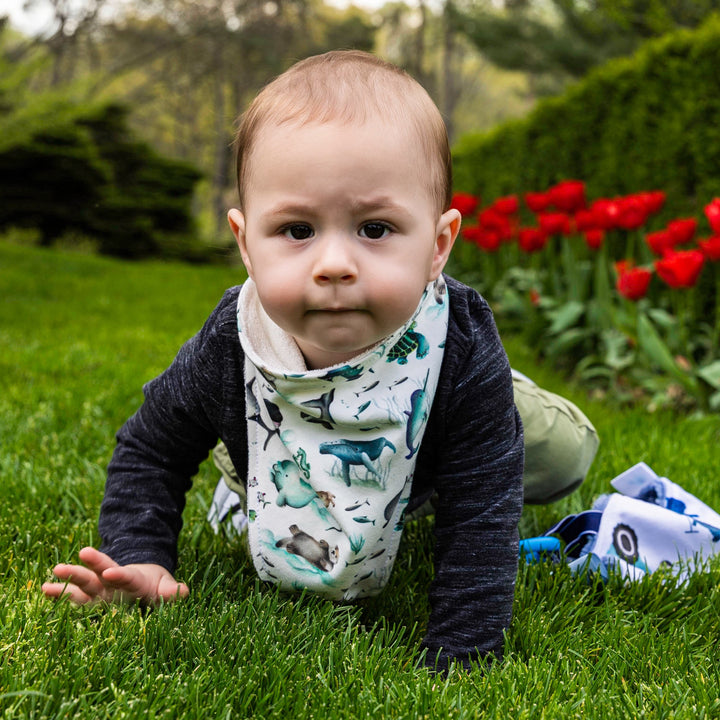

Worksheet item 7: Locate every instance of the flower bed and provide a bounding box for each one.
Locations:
[451,183,720,411]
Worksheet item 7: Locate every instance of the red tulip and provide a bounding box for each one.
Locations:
[525,191,551,213]
[548,180,586,213]
[667,218,697,246]
[574,208,603,232]
[583,229,604,250]
[698,235,720,261]
[655,249,705,288]
[461,226,482,243]
[538,212,572,236]
[479,208,515,242]
[645,229,675,256]
[617,195,648,230]
[450,192,479,217]
[476,228,503,252]
[616,266,652,301]
[705,199,720,234]
[614,259,634,276]
[636,191,666,216]
[493,195,520,215]
[517,227,548,253]
[590,198,621,230]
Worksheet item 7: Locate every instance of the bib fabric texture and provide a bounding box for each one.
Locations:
[218,277,448,600]
[520,462,720,581]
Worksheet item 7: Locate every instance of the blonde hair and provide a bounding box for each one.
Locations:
[233,50,452,215]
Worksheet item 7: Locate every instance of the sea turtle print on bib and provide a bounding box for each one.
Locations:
[236,277,449,600]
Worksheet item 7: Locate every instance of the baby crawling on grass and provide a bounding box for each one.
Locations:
[43,50,597,672]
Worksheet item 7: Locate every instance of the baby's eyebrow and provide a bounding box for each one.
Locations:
[263,197,412,219]
[349,197,411,216]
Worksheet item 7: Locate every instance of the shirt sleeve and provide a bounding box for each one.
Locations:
[417,281,524,672]
[98,287,243,573]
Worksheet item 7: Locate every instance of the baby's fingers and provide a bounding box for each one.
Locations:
[76,547,119,576]
[47,562,107,599]
[41,579,95,605]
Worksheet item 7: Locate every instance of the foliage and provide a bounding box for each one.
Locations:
[448,181,720,412]
[0,51,204,260]
[452,0,720,88]
[452,14,720,217]
[4,243,720,717]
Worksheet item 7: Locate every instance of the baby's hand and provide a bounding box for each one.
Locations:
[41,546,189,606]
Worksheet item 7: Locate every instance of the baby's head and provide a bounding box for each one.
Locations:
[233,50,452,217]
[228,51,461,370]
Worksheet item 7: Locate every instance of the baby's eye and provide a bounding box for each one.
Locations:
[359,222,391,240]
[283,224,314,240]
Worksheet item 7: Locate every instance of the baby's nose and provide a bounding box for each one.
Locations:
[312,235,358,283]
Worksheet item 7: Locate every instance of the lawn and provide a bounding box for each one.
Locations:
[2,242,720,718]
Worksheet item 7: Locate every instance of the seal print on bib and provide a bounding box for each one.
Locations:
[233,276,449,600]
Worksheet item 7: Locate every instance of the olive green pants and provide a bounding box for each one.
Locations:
[212,374,599,509]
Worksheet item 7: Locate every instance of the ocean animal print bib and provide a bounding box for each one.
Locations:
[237,277,448,600]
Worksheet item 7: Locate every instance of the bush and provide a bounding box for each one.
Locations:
[452,14,720,220]
[0,85,204,260]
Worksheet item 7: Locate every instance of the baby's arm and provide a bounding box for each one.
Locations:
[43,288,243,601]
[419,286,524,672]
[42,547,189,605]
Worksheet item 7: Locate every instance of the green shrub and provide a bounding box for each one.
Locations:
[0,87,204,260]
[453,14,720,219]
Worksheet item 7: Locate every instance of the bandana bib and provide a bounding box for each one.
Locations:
[236,277,448,600]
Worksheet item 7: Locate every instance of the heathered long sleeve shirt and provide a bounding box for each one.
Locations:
[99,275,524,671]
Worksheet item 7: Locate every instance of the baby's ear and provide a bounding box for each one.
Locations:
[429,208,461,280]
[228,209,252,277]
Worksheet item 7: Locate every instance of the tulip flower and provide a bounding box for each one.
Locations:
[616,266,652,301]
[461,226,482,243]
[524,191,551,213]
[479,208,515,242]
[574,208,603,232]
[538,212,572,236]
[548,180,586,213]
[590,198,621,230]
[614,259,634,276]
[493,195,520,215]
[584,229,604,250]
[645,229,675,256]
[705,199,720,234]
[636,191,666,216]
[450,192,479,217]
[518,227,548,253]
[667,218,697,246]
[655,249,704,288]
[476,229,503,252]
[698,235,720,262]
[617,195,648,230]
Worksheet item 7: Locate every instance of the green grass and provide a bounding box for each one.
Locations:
[3,242,720,718]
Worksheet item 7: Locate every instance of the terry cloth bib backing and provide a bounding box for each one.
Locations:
[237,277,448,600]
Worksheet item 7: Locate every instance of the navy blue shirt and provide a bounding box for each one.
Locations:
[100,275,524,671]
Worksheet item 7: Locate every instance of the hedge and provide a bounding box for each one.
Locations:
[452,14,720,218]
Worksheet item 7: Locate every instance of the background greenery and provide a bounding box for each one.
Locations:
[453,14,720,217]
[3,241,720,718]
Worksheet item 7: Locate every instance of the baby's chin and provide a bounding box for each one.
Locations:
[297,338,379,370]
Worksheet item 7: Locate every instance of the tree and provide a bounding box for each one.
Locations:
[0,56,203,260]
[451,0,720,90]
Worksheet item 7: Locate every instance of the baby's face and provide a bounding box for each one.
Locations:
[230,118,459,369]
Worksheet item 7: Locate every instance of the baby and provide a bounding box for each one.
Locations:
[43,50,596,672]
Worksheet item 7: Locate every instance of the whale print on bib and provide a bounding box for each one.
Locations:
[235,277,449,600]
